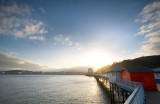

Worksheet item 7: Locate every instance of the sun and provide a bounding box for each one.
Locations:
[84,51,114,68]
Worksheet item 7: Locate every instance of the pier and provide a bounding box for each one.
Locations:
[145,91,160,104]
[94,74,145,104]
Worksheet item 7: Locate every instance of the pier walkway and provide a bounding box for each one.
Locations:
[94,74,145,104]
[145,91,160,104]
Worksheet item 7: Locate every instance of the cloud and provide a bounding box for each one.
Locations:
[136,22,160,35]
[145,30,160,37]
[28,36,45,41]
[53,34,81,50]
[0,53,47,71]
[54,34,72,45]
[0,2,31,17]
[136,1,160,56]
[136,1,160,23]
[147,37,160,43]
[39,8,46,14]
[139,1,160,16]
[0,2,47,40]
[138,43,160,56]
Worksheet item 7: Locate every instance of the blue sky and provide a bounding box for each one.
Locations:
[0,0,160,71]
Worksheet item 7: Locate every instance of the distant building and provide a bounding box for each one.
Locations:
[18,72,22,74]
[87,68,93,76]
[0,72,5,74]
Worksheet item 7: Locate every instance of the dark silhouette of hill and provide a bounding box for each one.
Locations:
[0,66,89,75]
[97,55,160,74]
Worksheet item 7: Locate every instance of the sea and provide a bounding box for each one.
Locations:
[0,75,110,104]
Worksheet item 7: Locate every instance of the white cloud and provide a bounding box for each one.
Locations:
[28,36,45,41]
[138,43,160,56]
[135,1,160,56]
[136,1,160,23]
[24,21,47,35]
[53,34,81,50]
[0,2,47,40]
[148,37,160,43]
[136,21,160,35]
[0,53,47,71]
[139,1,160,16]
[39,8,46,14]
[145,30,160,37]
[0,2,31,17]
[54,34,73,46]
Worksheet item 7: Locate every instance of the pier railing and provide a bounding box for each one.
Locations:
[124,83,145,104]
[94,74,145,104]
[116,79,139,93]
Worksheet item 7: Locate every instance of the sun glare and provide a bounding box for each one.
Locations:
[84,52,114,68]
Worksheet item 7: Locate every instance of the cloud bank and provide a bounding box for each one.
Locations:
[0,2,47,41]
[136,1,160,56]
[0,53,89,72]
[0,53,47,71]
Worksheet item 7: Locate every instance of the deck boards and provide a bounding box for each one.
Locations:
[145,91,160,104]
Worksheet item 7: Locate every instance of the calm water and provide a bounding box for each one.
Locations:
[0,75,110,104]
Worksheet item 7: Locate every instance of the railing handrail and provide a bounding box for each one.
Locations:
[94,74,138,92]
[124,83,145,104]
[94,74,145,104]
[116,78,140,92]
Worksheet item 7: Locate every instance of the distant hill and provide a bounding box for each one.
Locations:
[96,55,160,74]
[0,66,90,75]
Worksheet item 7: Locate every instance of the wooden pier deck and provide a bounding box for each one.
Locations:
[145,91,160,104]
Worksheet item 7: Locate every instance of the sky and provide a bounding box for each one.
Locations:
[0,0,160,71]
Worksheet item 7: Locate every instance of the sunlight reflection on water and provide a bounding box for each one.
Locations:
[0,75,110,104]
